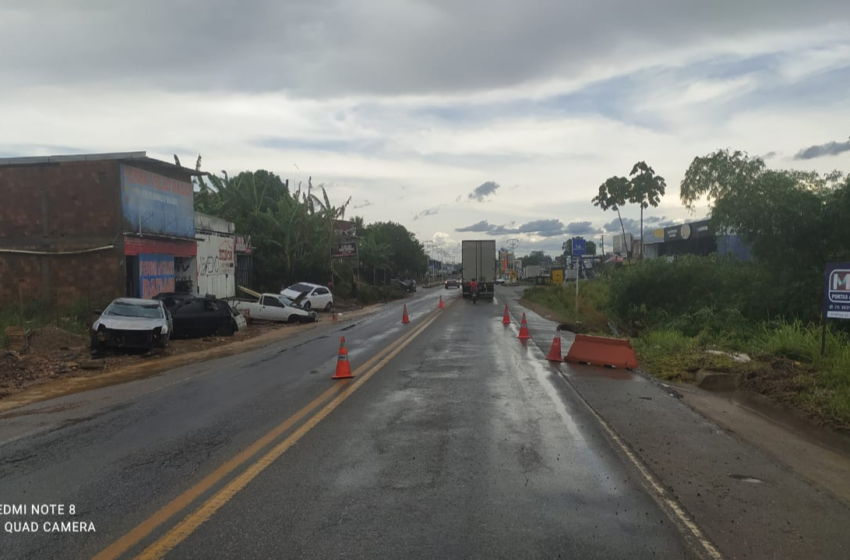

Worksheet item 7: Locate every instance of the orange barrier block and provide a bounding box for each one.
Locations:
[564,334,638,369]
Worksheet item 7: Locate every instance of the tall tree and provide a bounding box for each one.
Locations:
[680,149,765,211]
[629,162,666,259]
[592,176,632,258]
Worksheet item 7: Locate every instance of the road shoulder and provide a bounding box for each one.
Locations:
[499,286,850,559]
[0,304,383,415]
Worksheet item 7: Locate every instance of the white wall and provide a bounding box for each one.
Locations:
[196,233,236,298]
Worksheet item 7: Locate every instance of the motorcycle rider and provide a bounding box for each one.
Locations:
[469,278,479,301]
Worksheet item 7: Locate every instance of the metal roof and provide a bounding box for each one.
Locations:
[0,151,206,175]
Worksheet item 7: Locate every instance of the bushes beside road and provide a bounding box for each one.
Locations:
[524,256,850,429]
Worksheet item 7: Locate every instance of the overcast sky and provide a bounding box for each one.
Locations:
[2,0,850,258]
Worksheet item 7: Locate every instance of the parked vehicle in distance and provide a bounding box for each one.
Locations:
[281,282,334,311]
[461,240,496,299]
[445,277,461,289]
[232,293,318,323]
[153,293,242,338]
[396,278,417,293]
[495,277,507,285]
[91,298,172,352]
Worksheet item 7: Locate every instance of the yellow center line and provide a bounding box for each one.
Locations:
[94,297,450,560]
[135,305,446,559]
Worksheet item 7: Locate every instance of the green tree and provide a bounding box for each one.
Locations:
[628,162,666,259]
[680,149,765,211]
[359,236,394,284]
[518,250,549,266]
[711,168,849,320]
[592,176,632,258]
[364,222,427,278]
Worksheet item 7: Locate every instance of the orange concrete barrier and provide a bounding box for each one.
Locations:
[564,334,638,369]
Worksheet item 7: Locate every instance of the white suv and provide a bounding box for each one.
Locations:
[281,282,334,311]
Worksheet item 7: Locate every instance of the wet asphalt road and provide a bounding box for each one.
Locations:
[0,287,694,559]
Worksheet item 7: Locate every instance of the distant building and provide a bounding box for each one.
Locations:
[643,219,751,260]
[0,152,203,306]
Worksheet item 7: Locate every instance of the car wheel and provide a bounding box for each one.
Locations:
[303,301,312,310]
[324,302,333,312]
[288,315,300,324]
[218,321,236,336]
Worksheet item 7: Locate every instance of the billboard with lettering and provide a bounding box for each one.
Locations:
[139,254,175,299]
[121,164,195,238]
[825,263,850,320]
[197,233,236,298]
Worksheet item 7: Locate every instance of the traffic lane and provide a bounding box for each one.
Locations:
[498,285,850,559]
[0,292,458,560]
[169,293,692,559]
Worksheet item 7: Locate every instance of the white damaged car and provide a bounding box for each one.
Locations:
[91,298,173,353]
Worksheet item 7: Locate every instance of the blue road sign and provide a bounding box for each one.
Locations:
[572,238,586,257]
[825,263,850,320]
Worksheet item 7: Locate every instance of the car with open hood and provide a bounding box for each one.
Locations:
[231,293,318,323]
[91,298,172,352]
[280,282,334,311]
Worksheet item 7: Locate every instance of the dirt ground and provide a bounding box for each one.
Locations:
[1,321,310,400]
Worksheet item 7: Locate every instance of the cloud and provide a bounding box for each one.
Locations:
[467,181,501,202]
[456,217,591,238]
[644,215,667,224]
[413,205,443,220]
[565,221,602,235]
[603,218,641,233]
[761,151,778,160]
[455,220,492,233]
[793,137,850,160]
[3,1,849,99]
[353,199,373,209]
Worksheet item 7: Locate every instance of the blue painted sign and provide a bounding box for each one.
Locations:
[121,164,195,238]
[139,254,175,300]
[571,238,586,257]
[825,263,850,320]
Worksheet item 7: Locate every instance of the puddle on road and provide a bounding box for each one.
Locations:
[729,473,764,484]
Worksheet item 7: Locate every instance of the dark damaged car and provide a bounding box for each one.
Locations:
[91,298,172,353]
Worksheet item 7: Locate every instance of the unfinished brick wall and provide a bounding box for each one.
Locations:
[0,161,125,307]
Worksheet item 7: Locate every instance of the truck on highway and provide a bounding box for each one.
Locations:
[461,239,497,299]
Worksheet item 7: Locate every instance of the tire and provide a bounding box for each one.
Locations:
[324,302,333,312]
[288,315,300,324]
[303,301,312,310]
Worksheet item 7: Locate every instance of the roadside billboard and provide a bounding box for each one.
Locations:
[121,164,195,238]
[139,254,175,299]
[825,263,850,320]
[197,234,236,298]
[332,242,357,259]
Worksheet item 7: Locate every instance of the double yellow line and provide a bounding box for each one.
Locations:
[95,300,449,560]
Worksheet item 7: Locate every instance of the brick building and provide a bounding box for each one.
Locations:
[0,152,203,308]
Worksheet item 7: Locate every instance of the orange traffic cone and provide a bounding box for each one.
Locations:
[402,304,410,324]
[547,329,563,361]
[518,313,531,340]
[502,304,511,325]
[332,336,354,379]
[439,296,444,309]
